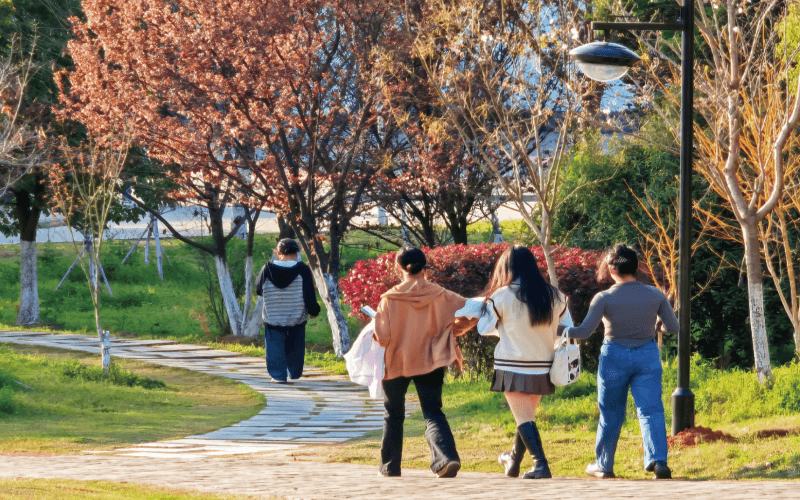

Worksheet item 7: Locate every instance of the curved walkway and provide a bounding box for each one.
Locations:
[0,330,387,458]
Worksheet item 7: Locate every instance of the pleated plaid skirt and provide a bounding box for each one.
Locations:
[490,369,555,395]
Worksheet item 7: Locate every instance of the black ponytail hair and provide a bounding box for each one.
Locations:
[396,246,426,275]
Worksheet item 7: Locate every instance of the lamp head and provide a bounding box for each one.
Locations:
[569,41,641,82]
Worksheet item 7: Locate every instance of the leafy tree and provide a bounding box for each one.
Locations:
[62,0,399,355]
[393,0,605,287]
[363,121,495,247]
[614,0,800,382]
[0,0,81,325]
[48,134,132,371]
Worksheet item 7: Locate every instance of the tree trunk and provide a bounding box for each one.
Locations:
[793,323,800,359]
[541,236,559,288]
[18,240,39,325]
[516,200,559,287]
[310,266,350,356]
[540,210,559,287]
[243,296,264,337]
[205,202,245,336]
[144,218,152,264]
[89,247,110,372]
[214,255,243,336]
[442,192,473,245]
[743,221,773,383]
[242,210,259,326]
[242,253,254,326]
[402,193,437,247]
[15,187,41,325]
[153,218,163,280]
[100,329,111,374]
[278,216,295,240]
[450,217,469,245]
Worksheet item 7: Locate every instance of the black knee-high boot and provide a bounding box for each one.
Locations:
[518,421,552,479]
[498,431,526,477]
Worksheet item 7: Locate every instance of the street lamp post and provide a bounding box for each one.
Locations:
[569,0,696,435]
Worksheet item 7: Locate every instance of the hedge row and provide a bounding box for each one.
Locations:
[340,243,610,376]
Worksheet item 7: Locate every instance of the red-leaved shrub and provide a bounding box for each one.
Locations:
[341,243,609,376]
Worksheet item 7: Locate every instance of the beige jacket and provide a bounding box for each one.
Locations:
[490,285,567,374]
[374,279,467,380]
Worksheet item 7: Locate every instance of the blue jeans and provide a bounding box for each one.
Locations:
[265,323,306,382]
[596,340,668,471]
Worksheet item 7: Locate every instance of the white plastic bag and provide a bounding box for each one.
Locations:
[344,310,385,399]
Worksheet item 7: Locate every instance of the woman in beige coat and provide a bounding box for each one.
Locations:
[374,246,467,478]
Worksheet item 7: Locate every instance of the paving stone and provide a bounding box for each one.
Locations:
[118,340,180,346]
[151,344,212,351]
[0,331,51,336]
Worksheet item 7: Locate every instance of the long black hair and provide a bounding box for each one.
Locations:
[482,245,557,326]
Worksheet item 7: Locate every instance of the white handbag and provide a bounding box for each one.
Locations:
[550,309,581,386]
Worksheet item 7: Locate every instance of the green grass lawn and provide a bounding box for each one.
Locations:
[0,478,277,499]
[295,358,800,481]
[0,239,213,341]
[0,343,265,454]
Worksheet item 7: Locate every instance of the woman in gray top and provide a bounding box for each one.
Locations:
[565,244,679,480]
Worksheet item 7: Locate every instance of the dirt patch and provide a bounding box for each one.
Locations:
[755,427,800,439]
[216,335,265,347]
[668,426,737,448]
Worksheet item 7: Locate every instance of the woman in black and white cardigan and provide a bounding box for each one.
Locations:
[480,245,567,480]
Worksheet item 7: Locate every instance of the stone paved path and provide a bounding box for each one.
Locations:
[0,330,387,458]
[1,455,799,499]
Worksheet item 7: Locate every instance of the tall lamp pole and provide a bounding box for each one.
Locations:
[569,0,696,435]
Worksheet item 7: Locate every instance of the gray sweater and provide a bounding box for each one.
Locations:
[565,281,679,347]
[255,260,321,328]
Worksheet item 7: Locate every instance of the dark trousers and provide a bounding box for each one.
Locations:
[380,367,460,476]
[264,323,306,382]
